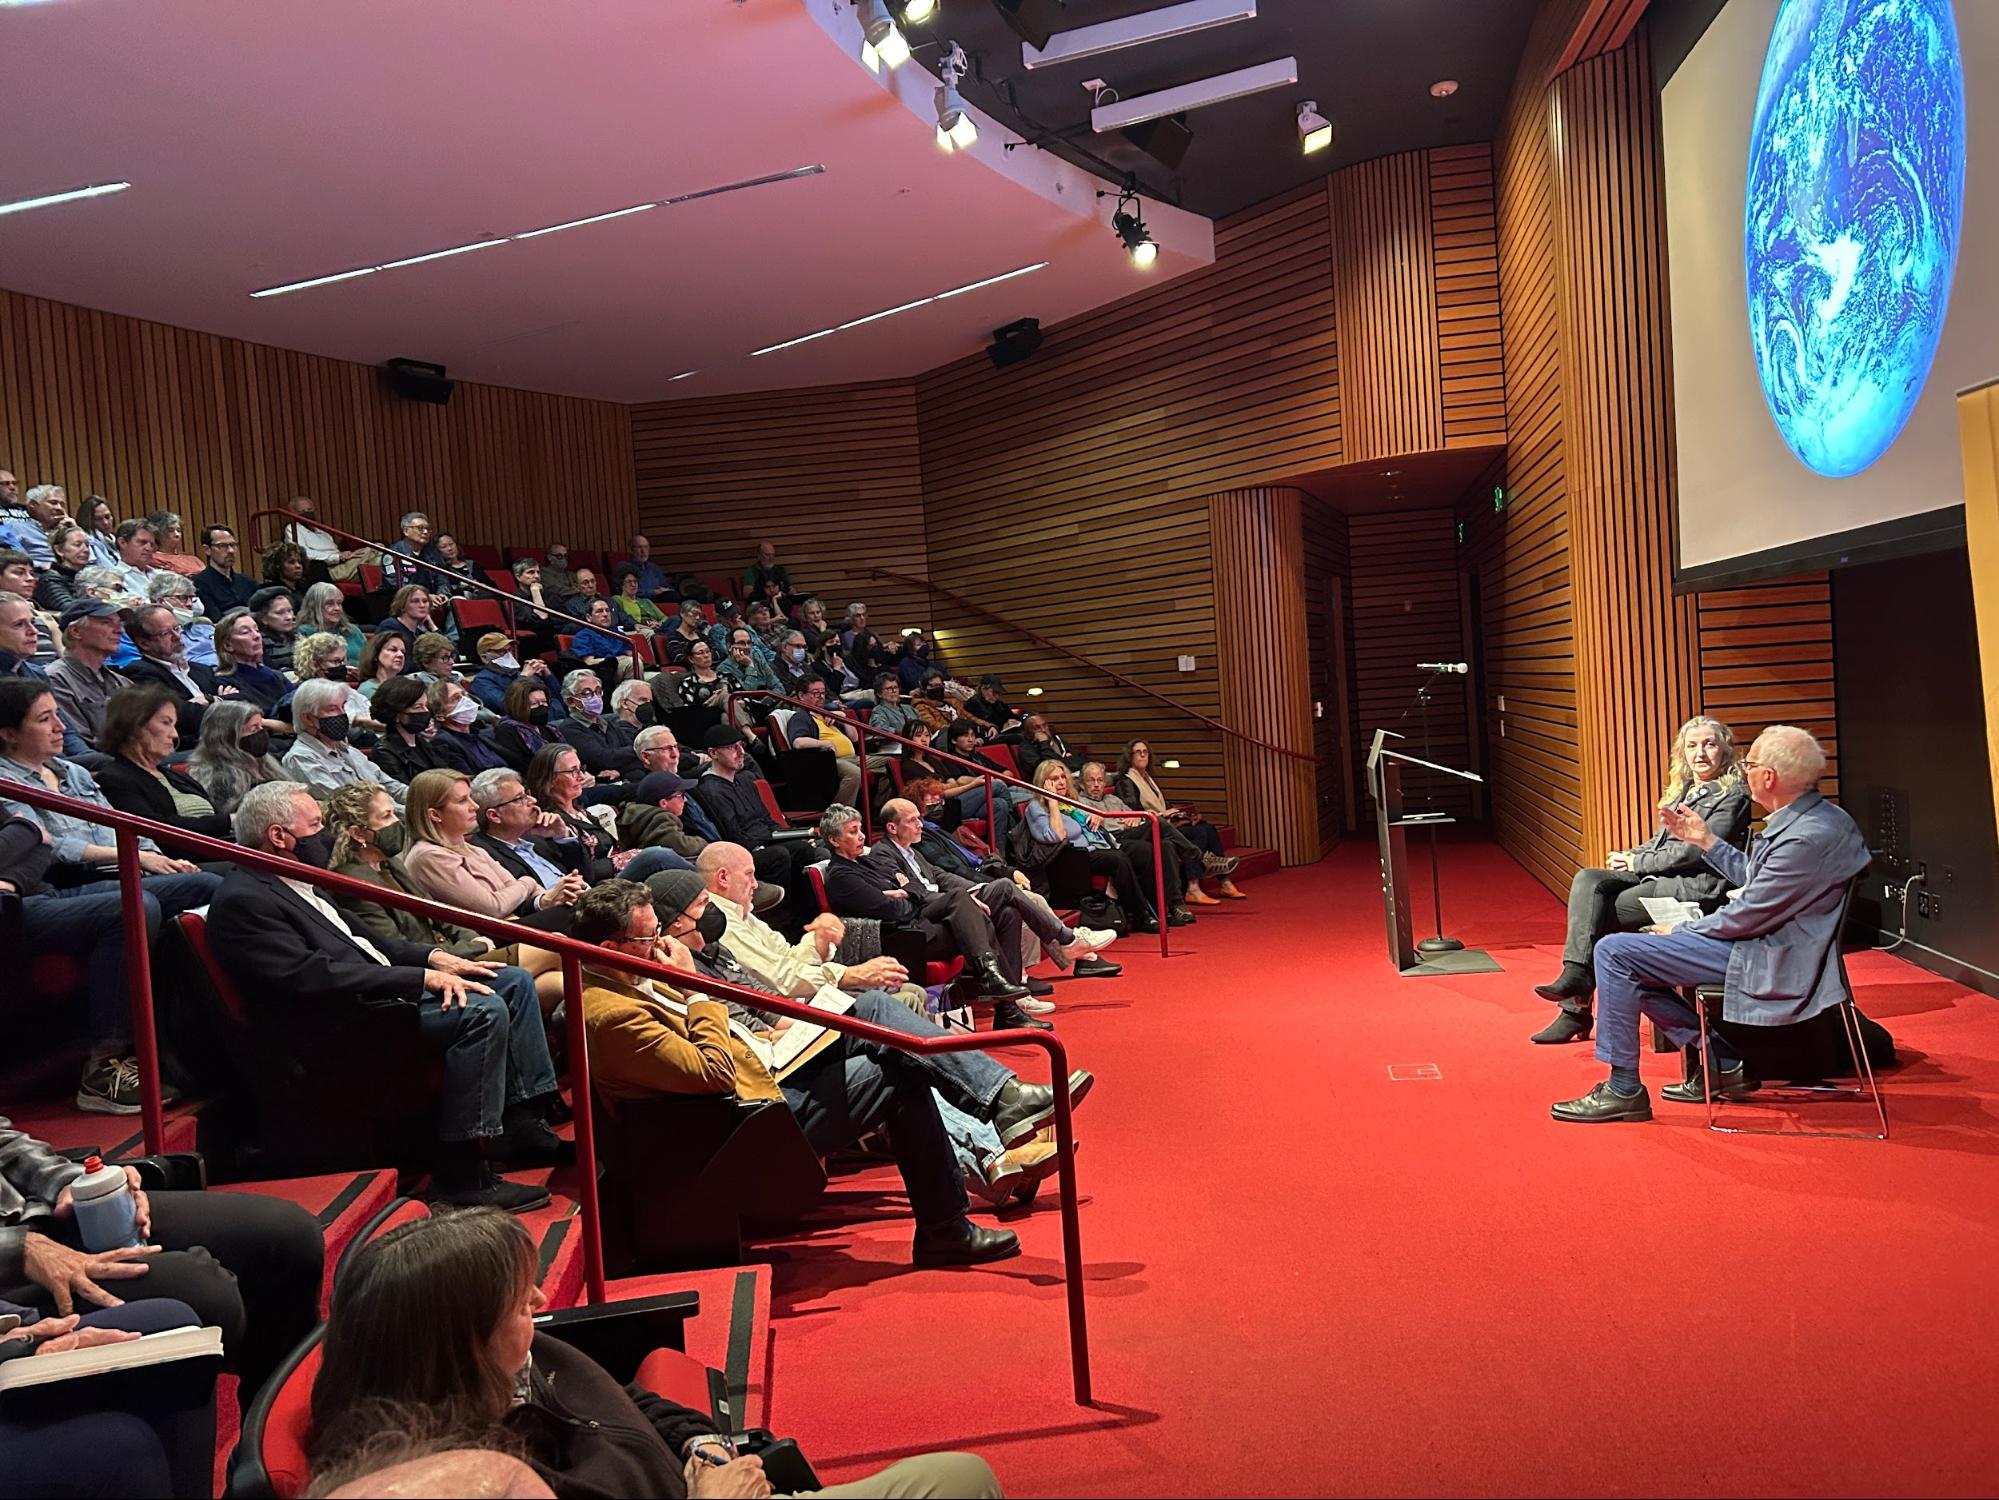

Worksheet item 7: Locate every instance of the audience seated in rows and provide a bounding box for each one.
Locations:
[0,677,216,1112]
[1077,757,1243,906]
[405,768,588,931]
[93,683,231,841]
[1024,760,1189,932]
[285,677,408,805]
[574,875,1081,1266]
[1530,714,1752,1045]
[298,578,367,658]
[212,780,567,1208]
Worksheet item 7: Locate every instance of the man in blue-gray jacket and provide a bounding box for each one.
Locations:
[1553,724,1869,1123]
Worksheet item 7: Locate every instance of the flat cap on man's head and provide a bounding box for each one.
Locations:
[704,724,748,749]
[58,598,120,630]
[646,869,708,924]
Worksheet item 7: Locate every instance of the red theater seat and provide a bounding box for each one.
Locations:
[808,860,961,990]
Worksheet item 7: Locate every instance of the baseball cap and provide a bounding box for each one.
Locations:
[476,631,512,658]
[58,599,120,630]
[634,769,688,802]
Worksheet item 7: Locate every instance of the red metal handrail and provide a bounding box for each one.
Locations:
[0,775,1095,1404]
[733,688,1172,958]
[245,508,619,649]
[868,565,1316,764]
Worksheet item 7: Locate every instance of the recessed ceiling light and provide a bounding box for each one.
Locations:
[1163,759,1181,769]
[0,181,131,218]
[1026,687,1044,697]
[1430,79,1459,98]
[749,261,1048,357]
[251,165,824,298]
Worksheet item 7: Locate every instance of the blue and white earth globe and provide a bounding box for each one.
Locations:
[1744,0,1966,479]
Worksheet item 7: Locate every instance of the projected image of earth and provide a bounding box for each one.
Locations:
[1745,0,1966,479]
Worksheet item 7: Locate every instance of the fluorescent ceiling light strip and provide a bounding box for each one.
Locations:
[0,181,132,218]
[515,204,656,239]
[1091,56,1297,131]
[251,165,825,298]
[838,296,937,331]
[751,262,1048,358]
[1021,0,1254,69]
[750,328,840,357]
[668,369,699,382]
[376,239,509,271]
[934,261,1047,299]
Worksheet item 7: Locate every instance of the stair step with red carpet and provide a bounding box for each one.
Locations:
[8,1097,202,1158]
[211,1168,398,1315]
[605,1265,772,1430]
[1210,825,1279,881]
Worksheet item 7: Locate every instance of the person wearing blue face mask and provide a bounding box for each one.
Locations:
[774,627,815,698]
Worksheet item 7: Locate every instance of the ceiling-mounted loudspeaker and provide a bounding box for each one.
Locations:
[382,357,454,405]
[987,317,1043,369]
[992,0,1065,50]
[1122,113,1193,170]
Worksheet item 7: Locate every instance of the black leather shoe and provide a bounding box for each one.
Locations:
[488,1114,576,1168]
[1166,905,1197,927]
[1129,911,1160,933]
[1022,975,1055,997]
[1661,1059,1757,1103]
[992,1001,1055,1033]
[971,954,1030,1001]
[990,1070,1095,1147]
[1551,1080,1653,1123]
[1072,956,1123,979]
[1529,1007,1593,1045]
[912,1216,1021,1266]
[1533,962,1594,1004]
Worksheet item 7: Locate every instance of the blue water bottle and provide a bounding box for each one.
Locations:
[71,1155,142,1251]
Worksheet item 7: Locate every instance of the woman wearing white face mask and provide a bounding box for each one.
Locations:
[428,677,508,774]
[1530,715,1752,1045]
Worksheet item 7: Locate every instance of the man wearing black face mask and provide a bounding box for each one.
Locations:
[280,678,408,806]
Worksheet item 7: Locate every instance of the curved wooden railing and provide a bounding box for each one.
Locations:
[869,566,1316,764]
[733,688,1173,958]
[0,777,1096,1404]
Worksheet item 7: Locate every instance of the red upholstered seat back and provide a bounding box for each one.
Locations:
[254,1338,325,1500]
[985,743,1020,778]
[451,598,509,637]
[756,778,789,823]
[173,911,247,1023]
[808,860,830,914]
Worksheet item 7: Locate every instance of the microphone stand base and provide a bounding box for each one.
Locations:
[1418,936,1466,955]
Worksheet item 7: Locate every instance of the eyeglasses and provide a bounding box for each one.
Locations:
[493,791,536,811]
[552,765,584,780]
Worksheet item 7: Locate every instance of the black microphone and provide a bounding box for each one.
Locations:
[1416,661,1469,675]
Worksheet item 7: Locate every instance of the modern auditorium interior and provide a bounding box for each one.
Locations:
[3,0,1997,1495]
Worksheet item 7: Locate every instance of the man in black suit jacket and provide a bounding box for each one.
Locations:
[205,781,565,1211]
[818,803,1043,1025]
[125,604,219,744]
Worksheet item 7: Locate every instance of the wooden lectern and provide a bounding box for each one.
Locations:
[1368,729,1484,972]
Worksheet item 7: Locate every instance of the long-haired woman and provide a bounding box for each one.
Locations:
[1529,714,1751,1044]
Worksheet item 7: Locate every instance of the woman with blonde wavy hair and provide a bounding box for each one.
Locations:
[1529,714,1750,1045]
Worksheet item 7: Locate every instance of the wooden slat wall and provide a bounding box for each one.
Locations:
[0,288,635,555]
[1552,33,1701,856]
[1431,145,1508,448]
[628,381,933,634]
[1349,508,1476,821]
[1209,489,1320,863]
[1695,574,1839,799]
[1301,498,1355,850]
[1557,0,1654,71]
[1329,152,1443,464]
[1475,0,1584,896]
[911,186,1345,833]
[1329,146,1507,464]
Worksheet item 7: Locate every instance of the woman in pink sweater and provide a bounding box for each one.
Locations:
[400,769,585,930]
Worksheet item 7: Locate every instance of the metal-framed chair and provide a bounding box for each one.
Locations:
[1690,876,1887,1139]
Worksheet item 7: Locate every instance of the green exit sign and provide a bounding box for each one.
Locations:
[1492,486,1507,512]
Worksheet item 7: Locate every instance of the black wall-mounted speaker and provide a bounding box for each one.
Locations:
[993,0,1065,50]
[382,357,454,405]
[987,317,1043,370]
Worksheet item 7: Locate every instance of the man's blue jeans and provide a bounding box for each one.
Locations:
[30,872,220,1044]
[416,965,557,1141]
[845,990,1012,1114]
[1594,928,1735,1069]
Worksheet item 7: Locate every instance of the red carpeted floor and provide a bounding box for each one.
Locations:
[758,839,1999,1498]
